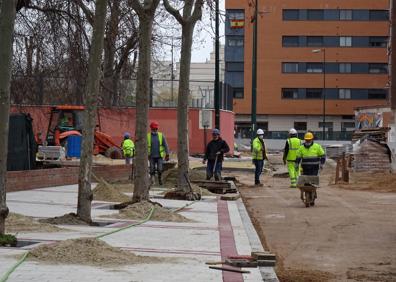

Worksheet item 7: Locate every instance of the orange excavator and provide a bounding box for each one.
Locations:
[41,105,122,159]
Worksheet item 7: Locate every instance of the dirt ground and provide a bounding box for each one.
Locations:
[236,154,396,282]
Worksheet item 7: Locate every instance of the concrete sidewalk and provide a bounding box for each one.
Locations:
[2,184,278,282]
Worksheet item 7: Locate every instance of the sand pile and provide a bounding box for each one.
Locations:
[276,267,334,282]
[39,213,89,225]
[162,184,215,197]
[29,238,162,266]
[93,182,130,202]
[334,172,396,192]
[105,201,191,222]
[6,213,62,233]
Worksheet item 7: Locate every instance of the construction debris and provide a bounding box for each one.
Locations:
[209,266,250,274]
[351,138,392,173]
[220,193,240,201]
[352,127,390,142]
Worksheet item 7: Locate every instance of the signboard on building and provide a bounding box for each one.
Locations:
[199,110,212,129]
[355,112,383,129]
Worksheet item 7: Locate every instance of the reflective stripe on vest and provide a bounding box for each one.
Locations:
[252,137,264,160]
[147,132,165,158]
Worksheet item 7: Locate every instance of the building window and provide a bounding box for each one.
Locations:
[306,89,323,99]
[282,88,298,99]
[294,122,307,131]
[369,10,389,21]
[282,63,299,73]
[228,38,244,47]
[307,36,323,46]
[339,63,352,73]
[283,10,299,20]
[340,36,352,47]
[340,10,352,20]
[307,10,324,20]
[341,122,356,130]
[368,63,388,74]
[339,89,351,99]
[233,88,244,99]
[306,63,323,73]
[283,36,299,47]
[369,37,388,47]
[368,89,387,99]
[319,122,333,129]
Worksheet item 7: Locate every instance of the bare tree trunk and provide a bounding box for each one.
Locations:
[163,0,204,193]
[0,0,17,235]
[176,25,194,191]
[130,0,160,203]
[77,0,107,223]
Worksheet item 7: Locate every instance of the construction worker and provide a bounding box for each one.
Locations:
[283,128,302,188]
[295,132,326,176]
[252,129,268,186]
[121,132,135,165]
[148,121,169,185]
[202,128,230,181]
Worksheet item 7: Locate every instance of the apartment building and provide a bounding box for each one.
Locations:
[225,0,390,140]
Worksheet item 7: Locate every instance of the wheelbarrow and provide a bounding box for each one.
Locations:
[297,175,319,208]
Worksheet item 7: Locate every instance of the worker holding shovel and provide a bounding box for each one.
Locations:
[202,129,230,181]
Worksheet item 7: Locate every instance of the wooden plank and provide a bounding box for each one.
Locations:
[225,259,258,268]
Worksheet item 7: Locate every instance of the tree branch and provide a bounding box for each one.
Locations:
[163,0,184,24]
[189,0,204,24]
[128,0,144,15]
[72,0,94,26]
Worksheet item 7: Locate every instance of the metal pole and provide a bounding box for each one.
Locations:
[391,0,396,110]
[322,49,326,140]
[214,0,220,130]
[171,36,174,105]
[251,0,258,139]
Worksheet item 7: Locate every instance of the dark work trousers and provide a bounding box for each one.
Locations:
[253,159,264,184]
[150,157,163,184]
[206,160,223,181]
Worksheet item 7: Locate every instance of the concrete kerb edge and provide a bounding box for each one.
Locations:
[236,199,279,282]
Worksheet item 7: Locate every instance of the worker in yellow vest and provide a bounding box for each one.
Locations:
[148,121,169,185]
[121,132,135,165]
[296,132,326,176]
[282,128,302,188]
[252,129,268,186]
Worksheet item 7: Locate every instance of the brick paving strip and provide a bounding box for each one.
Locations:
[217,197,244,282]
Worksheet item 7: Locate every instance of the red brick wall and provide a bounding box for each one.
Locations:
[6,165,132,192]
[10,106,235,154]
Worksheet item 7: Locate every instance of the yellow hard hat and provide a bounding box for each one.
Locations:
[304,132,314,140]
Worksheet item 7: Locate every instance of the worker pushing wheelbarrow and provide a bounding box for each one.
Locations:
[295,132,326,208]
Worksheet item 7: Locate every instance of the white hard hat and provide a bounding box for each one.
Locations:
[257,129,264,135]
[289,128,297,134]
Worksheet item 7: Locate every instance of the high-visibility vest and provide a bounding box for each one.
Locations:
[296,143,325,166]
[252,137,266,160]
[122,139,135,157]
[147,132,166,158]
[286,137,301,161]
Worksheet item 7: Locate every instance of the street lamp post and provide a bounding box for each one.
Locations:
[312,48,326,140]
[251,0,258,139]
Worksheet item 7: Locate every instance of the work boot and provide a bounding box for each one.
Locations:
[255,180,261,186]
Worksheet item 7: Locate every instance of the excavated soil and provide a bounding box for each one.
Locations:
[161,184,216,197]
[277,268,335,282]
[39,213,89,225]
[333,172,396,193]
[162,168,207,187]
[93,182,130,202]
[29,238,163,266]
[104,201,191,222]
[6,213,63,233]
